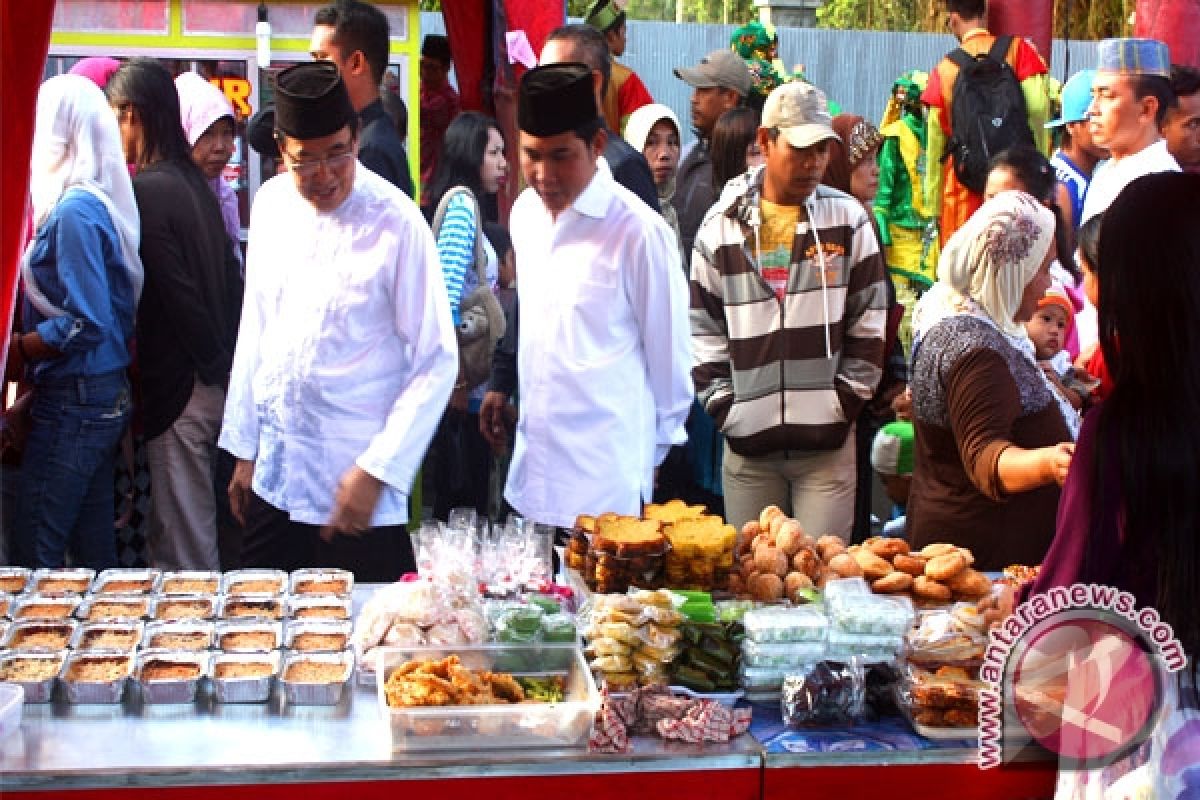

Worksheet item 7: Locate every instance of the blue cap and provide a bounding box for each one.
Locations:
[1096,38,1171,78]
[1046,69,1097,128]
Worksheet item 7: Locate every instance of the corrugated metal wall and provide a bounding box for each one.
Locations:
[420,12,1098,146]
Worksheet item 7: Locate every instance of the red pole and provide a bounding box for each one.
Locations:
[1,1,56,362]
[1136,0,1200,68]
[987,0,1055,66]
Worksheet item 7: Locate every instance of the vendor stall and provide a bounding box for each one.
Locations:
[0,573,1055,800]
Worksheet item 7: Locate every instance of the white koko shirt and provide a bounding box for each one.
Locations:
[219,165,457,526]
[505,162,694,527]
[1081,139,1180,223]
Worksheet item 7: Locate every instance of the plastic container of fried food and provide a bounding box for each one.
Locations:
[375,643,599,752]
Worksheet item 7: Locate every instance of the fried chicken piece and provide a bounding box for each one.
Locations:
[485,671,526,704]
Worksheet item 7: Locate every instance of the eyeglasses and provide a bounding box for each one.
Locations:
[283,149,356,178]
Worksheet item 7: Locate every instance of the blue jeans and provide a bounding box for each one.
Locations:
[13,370,130,568]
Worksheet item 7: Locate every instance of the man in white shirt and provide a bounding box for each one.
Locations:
[219,62,457,580]
[479,63,693,527]
[1081,38,1180,223]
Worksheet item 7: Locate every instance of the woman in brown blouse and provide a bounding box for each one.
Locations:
[907,191,1075,570]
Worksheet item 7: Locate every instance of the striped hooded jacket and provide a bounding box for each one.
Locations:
[689,169,888,457]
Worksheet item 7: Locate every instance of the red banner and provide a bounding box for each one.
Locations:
[1136,0,1200,68]
[1,1,55,358]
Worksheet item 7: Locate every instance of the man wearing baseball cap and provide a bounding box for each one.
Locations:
[689,80,888,539]
[1081,38,1180,223]
[1046,70,1108,231]
[672,49,752,261]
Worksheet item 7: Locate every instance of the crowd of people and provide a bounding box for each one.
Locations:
[3,0,1198,655]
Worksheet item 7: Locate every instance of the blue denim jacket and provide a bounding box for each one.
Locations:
[23,189,136,383]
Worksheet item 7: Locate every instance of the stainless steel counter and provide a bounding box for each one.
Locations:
[1,585,760,791]
[1,681,763,791]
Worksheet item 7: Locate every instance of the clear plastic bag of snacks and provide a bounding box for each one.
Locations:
[742,606,829,643]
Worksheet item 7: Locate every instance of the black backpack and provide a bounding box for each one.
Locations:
[943,36,1035,194]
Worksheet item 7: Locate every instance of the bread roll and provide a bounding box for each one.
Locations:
[853,548,894,580]
[873,571,914,593]
[913,576,953,601]
[926,551,969,582]
[828,552,864,578]
[892,553,928,576]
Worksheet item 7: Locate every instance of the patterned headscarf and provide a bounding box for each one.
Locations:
[823,114,883,199]
[922,190,1056,338]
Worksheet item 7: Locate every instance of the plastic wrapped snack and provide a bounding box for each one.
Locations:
[900,663,982,712]
[741,639,827,668]
[540,613,577,643]
[826,628,901,664]
[782,660,866,726]
[827,592,914,637]
[822,577,871,604]
[637,623,683,651]
[590,654,634,673]
[905,605,989,666]
[636,605,685,628]
[742,606,829,643]
[586,637,632,658]
[739,664,794,692]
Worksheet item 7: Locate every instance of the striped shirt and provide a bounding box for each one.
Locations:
[690,172,888,456]
[434,191,475,325]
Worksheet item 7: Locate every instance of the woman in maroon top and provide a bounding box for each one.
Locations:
[1016,173,1200,656]
[1002,172,1200,800]
[907,191,1075,570]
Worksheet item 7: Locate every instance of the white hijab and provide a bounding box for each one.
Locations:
[24,74,143,314]
[913,190,1079,438]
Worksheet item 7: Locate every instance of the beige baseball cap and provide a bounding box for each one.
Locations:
[761,81,839,150]
[674,49,752,97]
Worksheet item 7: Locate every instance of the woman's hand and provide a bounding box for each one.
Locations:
[1045,441,1075,486]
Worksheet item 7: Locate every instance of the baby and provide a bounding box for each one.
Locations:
[1025,286,1098,410]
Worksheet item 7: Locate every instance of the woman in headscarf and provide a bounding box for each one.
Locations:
[907,191,1074,570]
[624,103,684,266]
[8,75,142,568]
[175,71,242,269]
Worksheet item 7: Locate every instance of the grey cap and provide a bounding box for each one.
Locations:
[674,49,752,97]
[761,81,839,150]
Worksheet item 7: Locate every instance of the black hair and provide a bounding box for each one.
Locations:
[1075,212,1102,274]
[424,111,503,211]
[106,57,199,173]
[1129,74,1175,128]
[711,107,760,190]
[572,117,607,147]
[1095,172,1200,656]
[483,222,511,261]
[1169,64,1200,104]
[421,33,452,66]
[544,24,611,99]
[314,0,390,86]
[989,146,1079,280]
[944,0,987,19]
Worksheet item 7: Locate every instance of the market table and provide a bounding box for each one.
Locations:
[1,584,1057,799]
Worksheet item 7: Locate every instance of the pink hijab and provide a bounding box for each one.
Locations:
[69,57,121,89]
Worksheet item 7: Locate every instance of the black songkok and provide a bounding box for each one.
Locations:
[517,63,599,137]
[273,62,356,140]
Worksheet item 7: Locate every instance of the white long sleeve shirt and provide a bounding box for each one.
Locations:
[505,161,693,527]
[219,165,457,526]
[1081,139,1180,223]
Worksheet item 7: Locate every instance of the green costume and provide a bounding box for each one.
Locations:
[873,71,938,355]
